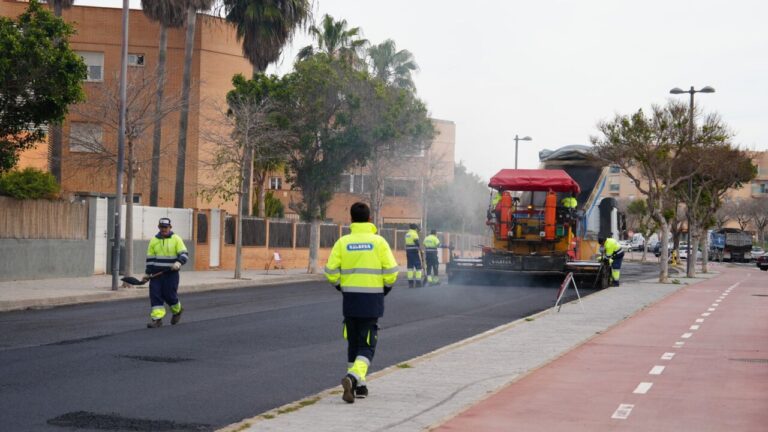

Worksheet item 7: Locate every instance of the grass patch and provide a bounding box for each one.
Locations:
[298,397,320,407]
[672,279,681,284]
[231,422,252,431]
[261,414,275,420]
[397,363,412,369]
[525,317,535,321]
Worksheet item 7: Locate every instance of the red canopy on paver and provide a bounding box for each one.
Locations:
[488,169,581,194]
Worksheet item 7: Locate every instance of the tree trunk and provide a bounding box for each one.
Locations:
[641,238,647,262]
[688,232,700,278]
[49,1,65,184]
[659,221,670,283]
[308,218,321,273]
[240,146,254,216]
[123,142,135,284]
[149,24,167,207]
[257,177,266,218]
[701,227,710,273]
[173,6,197,208]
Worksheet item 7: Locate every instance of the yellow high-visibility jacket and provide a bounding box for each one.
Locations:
[324,222,399,317]
[145,232,188,274]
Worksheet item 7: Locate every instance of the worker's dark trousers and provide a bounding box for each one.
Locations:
[344,317,378,365]
[612,252,625,281]
[149,271,180,308]
[406,249,422,271]
[425,252,439,277]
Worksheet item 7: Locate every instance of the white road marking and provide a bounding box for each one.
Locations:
[649,365,665,375]
[674,341,685,347]
[682,333,693,339]
[696,318,705,323]
[715,299,722,303]
[661,352,675,360]
[711,303,719,307]
[708,308,716,312]
[612,404,635,420]
[702,312,711,316]
[690,325,700,330]
[634,382,654,394]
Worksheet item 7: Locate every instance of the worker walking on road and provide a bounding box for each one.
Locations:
[144,218,189,328]
[324,202,399,403]
[598,236,625,287]
[424,230,441,285]
[405,223,423,288]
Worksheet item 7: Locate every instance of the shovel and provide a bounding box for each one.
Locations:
[121,270,168,286]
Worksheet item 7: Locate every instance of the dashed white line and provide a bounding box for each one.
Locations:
[708,308,716,312]
[711,303,719,307]
[661,352,675,360]
[690,325,700,330]
[696,318,705,323]
[715,299,722,303]
[674,341,685,347]
[633,382,654,394]
[702,312,711,316]
[612,404,635,419]
[649,365,665,375]
[681,333,693,339]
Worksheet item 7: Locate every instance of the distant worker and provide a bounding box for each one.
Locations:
[598,236,625,287]
[324,202,398,403]
[405,223,423,288]
[561,194,578,209]
[143,218,188,328]
[423,230,441,285]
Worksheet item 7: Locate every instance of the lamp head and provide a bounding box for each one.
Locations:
[669,87,685,94]
[521,136,532,141]
[700,86,715,93]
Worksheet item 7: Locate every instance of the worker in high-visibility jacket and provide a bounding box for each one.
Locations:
[324,202,398,404]
[143,217,188,328]
[404,223,423,288]
[423,229,441,285]
[598,236,625,287]
[561,195,577,209]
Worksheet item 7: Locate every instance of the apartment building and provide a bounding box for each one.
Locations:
[5,1,456,226]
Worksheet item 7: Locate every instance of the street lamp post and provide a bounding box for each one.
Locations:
[669,85,715,277]
[514,134,532,169]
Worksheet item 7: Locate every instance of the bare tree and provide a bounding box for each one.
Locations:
[198,95,293,279]
[592,101,703,283]
[748,197,768,245]
[69,71,183,282]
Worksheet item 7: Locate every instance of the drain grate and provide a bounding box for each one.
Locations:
[729,358,768,364]
[117,354,192,363]
[47,411,210,431]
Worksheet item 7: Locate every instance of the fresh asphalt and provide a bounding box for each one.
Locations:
[0,263,655,431]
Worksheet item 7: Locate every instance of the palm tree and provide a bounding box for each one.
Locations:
[174,0,214,208]
[222,0,310,216]
[141,0,187,206]
[296,14,368,66]
[48,0,76,185]
[367,39,418,91]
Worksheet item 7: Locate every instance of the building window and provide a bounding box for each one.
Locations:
[753,182,768,195]
[69,123,102,153]
[609,165,621,174]
[336,174,370,194]
[128,53,145,67]
[385,179,415,197]
[609,183,620,192]
[269,177,282,190]
[76,51,104,82]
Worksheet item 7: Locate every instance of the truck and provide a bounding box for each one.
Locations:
[710,228,752,262]
[446,145,624,289]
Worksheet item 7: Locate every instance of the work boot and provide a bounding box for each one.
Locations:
[341,374,357,404]
[408,280,414,288]
[171,308,183,325]
[415,280,422,288]
[612,280,620,287]
[355,385,368,399]
[146,319,162,329]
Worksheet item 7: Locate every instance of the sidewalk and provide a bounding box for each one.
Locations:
[218,265,766,432]
[0,269,324,312]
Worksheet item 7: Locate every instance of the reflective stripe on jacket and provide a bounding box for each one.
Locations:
[404,229,420,250]
[423,234,440,252]
[324,222,399,317]
[145,232,188,274]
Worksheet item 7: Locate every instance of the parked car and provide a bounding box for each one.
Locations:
[751,246,766,260]
[756,254,768,271]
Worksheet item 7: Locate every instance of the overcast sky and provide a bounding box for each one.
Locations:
[79,0,767,181]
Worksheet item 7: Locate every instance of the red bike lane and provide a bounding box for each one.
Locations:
[434,267,768,432]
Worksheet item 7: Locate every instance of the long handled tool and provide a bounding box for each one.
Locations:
[121,270,169,286]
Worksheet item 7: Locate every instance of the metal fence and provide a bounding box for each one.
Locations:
[0,196,88,240]
[269,221,293,248]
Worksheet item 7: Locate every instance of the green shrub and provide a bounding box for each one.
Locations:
[253,190,285,218]
[0,167,60,199]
